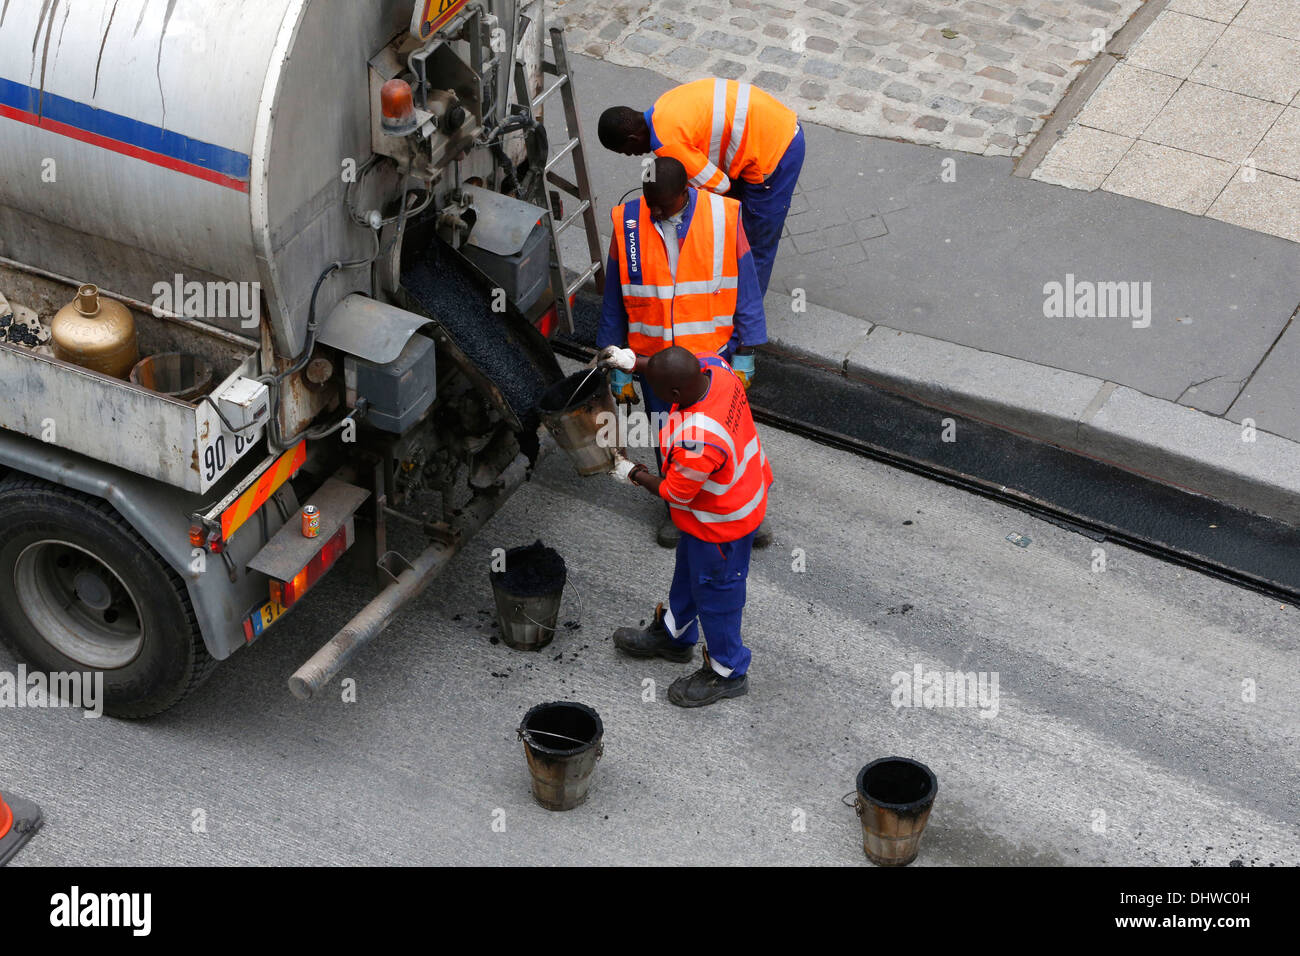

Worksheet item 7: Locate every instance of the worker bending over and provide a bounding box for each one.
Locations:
[599,78,805,296]
[608,346,772,708]
[596,156,769,548]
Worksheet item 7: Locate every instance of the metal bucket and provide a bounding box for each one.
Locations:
[536,368,618,476]
[489,542,567,651]
[518,701,604,811]
[491,582,564,651]
[853,757,938,866]
[130,351,214,402]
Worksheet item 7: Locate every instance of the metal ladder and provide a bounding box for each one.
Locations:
[514,23,605,334]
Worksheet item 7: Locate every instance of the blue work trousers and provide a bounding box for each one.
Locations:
[725,125,806,295]
[663,529,755,676]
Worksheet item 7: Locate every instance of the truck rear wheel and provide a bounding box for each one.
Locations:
[0,477,215,718]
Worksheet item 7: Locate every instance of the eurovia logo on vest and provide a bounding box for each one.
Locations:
[625,218,640,275]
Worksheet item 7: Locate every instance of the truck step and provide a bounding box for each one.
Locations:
[248,478,370,583]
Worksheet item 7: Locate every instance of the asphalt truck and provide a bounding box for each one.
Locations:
[0,0,605,716]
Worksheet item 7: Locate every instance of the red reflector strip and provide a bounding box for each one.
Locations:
[536,307,558,338]
[220,441,306,541]
[269,523,352,608]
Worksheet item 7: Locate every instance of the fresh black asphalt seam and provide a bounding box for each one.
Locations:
[553,326,1300,605]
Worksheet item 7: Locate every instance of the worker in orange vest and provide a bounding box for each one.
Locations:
[599,78,805,296]
[596,156,770,549]
[608,346,772,707]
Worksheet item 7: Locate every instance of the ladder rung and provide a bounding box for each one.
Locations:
[565,262,602,298]
[545,137,579,173]
[553,200,591,236]
[532,74,568,109]
[543,60,561,76]
[546,170,580,197]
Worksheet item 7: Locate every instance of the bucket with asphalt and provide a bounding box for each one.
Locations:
[536,368,617,476]
[853,756,938,866]
[489,541,567,651]
[517,701,604,810]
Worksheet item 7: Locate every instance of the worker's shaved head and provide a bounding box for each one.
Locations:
[643,156,687,199]
[598,106,651,155]
[646,346,707,405]
[643,157,689,221]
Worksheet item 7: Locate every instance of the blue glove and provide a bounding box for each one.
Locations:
[732,352,755,389]
[610,368,639,404]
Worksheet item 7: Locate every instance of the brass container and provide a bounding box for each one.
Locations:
[50,284,139,379]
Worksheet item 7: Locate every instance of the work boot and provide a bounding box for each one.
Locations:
[656,508,681,548]
[753,519,772,549]
[667,667,749,708]
[612,603,694,663]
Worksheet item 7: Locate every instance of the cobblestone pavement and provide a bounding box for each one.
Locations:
[1032,0,1300,243]
[549,0,1143,156]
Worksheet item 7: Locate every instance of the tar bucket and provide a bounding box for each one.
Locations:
[536,368,618,476]
[517,701,604,810]
[489,541,567,651]
[853,757,938,866]
[130,351,214,402]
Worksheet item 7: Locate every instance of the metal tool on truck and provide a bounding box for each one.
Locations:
[0,0,605,717]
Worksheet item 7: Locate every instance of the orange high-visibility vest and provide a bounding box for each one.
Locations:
[612,191,741,357]
[651,79,798,192]
[659,354,772,542]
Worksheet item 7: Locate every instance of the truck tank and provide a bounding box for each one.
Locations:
[0,0,525,358]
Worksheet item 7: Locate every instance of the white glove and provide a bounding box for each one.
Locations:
[597,345,637,371]
[610,456,639,482]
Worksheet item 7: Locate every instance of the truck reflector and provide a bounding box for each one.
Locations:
[220,441,307,541]
[268,522,352,609]
[411,0,471,39]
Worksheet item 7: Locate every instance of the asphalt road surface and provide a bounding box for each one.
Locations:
[2,402,1296,866]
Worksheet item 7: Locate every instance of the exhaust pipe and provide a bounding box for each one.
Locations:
[288,451,533,699]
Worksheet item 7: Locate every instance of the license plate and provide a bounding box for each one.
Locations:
[249,599,287,636]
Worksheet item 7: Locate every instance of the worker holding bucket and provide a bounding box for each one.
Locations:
[595,156,769,549]
[605,346,772,708]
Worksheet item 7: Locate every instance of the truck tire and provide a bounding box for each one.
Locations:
[0,476,215,718]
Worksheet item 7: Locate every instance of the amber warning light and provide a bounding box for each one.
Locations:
[381,79,418,135]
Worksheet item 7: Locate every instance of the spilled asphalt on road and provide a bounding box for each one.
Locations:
[1,358,1295,865]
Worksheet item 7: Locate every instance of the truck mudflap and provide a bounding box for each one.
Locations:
[397,228,563,433]
[288,448,535,699]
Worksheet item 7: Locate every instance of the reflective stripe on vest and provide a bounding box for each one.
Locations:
[692,79,752,190]
[613,193,740,357]
[659,355,771,542]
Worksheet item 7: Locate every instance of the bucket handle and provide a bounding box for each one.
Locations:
[841,791,862,815]
[516,726,605,759]
[562,364,602,409]
[513,574,585,632]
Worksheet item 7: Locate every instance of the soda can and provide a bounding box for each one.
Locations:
[301,504,320,539]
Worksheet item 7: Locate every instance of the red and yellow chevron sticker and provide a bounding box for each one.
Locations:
[220,441,307,541]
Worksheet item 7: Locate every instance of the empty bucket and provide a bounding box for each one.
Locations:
[489,541,566,651]
[130,351,214,402]
[853,756,938,866]
[536,368,617,476]
[518,701,604,810]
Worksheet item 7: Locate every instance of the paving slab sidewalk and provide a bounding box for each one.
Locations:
[1032,0,1300,243]
[548,52,1300,526]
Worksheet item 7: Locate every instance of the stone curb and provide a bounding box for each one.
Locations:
[760,289,1300,527]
